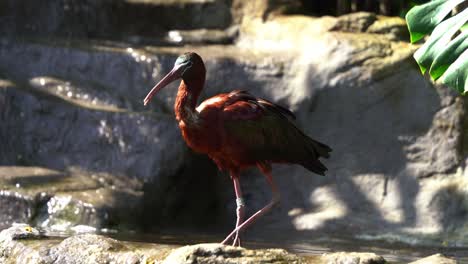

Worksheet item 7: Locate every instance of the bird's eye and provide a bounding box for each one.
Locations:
[181,61,193,76]
[24,226,32,232]
[175,56,189,66]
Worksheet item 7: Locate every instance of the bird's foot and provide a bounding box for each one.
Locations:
[220,230,241,247]
[232,232,241,247]
[231,237,241,247]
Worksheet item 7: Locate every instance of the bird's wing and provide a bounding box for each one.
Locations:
[223,90,295,120]
[221,90,331,175]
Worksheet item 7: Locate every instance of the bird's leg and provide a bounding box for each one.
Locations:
[232,176,245,246]
[221,167,280,245]
[221,174,245,246]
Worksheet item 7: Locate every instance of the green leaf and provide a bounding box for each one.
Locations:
[413,8,468,74]
[406,0,465,43]
[461,23,468,31]
[440,49,468,94]
[429,29,468,80]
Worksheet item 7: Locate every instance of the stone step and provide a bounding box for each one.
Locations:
[0,0,232,41]
[1,75,129,113]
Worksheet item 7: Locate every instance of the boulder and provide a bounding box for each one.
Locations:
[0,223,42,241]
[322,252,386,264]
[0,224,44,264]
[162,243,303,264]
[45,234,143,264]
[0,226,169,264]
[409,254,457,264]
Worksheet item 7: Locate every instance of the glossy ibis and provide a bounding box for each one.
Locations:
[143,52,331,246]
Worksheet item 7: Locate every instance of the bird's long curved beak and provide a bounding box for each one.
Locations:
[143,63,184,106]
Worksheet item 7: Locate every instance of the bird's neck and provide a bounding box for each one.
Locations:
[175,79,203,125]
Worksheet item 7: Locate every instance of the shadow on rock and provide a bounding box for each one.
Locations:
[142,151,228,232]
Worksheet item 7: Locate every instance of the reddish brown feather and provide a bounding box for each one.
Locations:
[187,90,330,175]
[168,57,330,175]
[225,90,296,120]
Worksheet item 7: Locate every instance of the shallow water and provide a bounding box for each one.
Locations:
[109,231,468,263]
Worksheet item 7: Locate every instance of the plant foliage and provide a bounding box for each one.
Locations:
[406,0,468,94]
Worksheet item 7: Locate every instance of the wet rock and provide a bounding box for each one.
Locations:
[27,76,129,111]
[0,228,171,264]
[0,166,143,233]
[45,234,143,264]
[162,243,303,264]
[0,226,462,264]
[35,194,102,232]
[0,223,42,241]
[0,229,307,264]
[0,224,44,264]
[322,252,386,264]
[409,254,457,264]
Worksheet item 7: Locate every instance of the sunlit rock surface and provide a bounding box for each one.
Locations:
[0,223,42,241]
[322,252,386,264]
[0,226,174,264]
[409,254,457,264]
[162,243,303,264]
[0,0,467,254]
[1,225,465,263]
[0,226,303,264]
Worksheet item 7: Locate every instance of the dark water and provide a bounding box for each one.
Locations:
[108,231,468,263]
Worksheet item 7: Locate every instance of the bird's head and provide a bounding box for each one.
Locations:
[143,52,205,106]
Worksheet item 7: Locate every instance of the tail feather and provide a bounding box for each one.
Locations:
[290,120,332,159]
[301,159,328,176]
[301,137,331,175]
[309,138,332,159]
